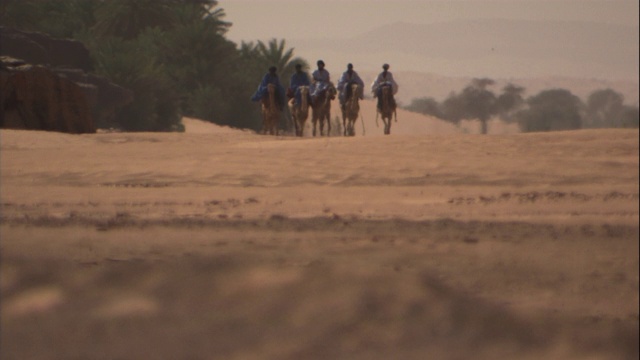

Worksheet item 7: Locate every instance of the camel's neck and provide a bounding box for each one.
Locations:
[382,90,390,113]
[324,90,332,107]
[268,85,276,112]
[348,86,359,111]
[300,90,308,111]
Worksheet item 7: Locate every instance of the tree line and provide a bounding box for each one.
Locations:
[404,78,639,133]
[1,0,308,132]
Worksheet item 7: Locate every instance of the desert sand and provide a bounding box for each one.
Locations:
[1,107,638,359]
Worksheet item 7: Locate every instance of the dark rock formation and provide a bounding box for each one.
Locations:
[53,68,133,129]
[0,27,133,132]
[1,57,95,133]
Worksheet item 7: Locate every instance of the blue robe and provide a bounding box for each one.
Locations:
[251,73,286,107]
[289,71,311,106]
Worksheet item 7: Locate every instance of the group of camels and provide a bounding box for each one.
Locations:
[261,82,397,137]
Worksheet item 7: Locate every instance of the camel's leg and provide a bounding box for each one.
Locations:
[262,112,267,135]
[297,119,303,137]
[271,114,277,136]
[317,111,325,136]
[299,116,307,137]
[274,116,278,135]
[293,118,301,136]
[342,109,347,137]
[296,111,304,137]
[345,114,353,136]
[325,111,331,137]
[291,110,299,136]
[312,116,317,137]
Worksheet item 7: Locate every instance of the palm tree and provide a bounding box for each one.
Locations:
[201,0,231,34]
[1,0,97,38]
[254,39,310,133]
[174,0,231,34]
[256,38,309,85]
[92,0,178,39]
[0,1,43,31]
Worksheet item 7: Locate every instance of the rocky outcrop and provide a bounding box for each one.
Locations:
[1,57,95,133]
[53,68,133,129]
[0,27,133,132]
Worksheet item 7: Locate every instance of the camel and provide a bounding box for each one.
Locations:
[341,82,361,136]
[289,85,310,137]
[376,84,397,135]
[311,82,336,137]
[261,83,280,135]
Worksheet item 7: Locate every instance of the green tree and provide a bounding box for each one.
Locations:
[201,0,232,33]
[441,91,466,124]
[583,88,635,128]
[516,89,584,132]
[158,17,236,92]
[1,1,45,31]
[619,106,640,128]
[92,0,178,40]
[237,41,265,81]
[438,79,499,133]
[460,78,497,134]
[256,38,308,85]
[173,0,231,34]
[404,97,444,119]
[496,83,526,122]
[87,30,180,131]
[1,0,96,38]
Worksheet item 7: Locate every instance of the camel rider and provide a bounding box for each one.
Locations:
[288,63,311,106]
[371,63,398,110]
[251,66,286,110]
[337,63,365,107]
[309,60,331,103]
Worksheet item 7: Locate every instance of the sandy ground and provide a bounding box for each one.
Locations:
[0,114,638,359]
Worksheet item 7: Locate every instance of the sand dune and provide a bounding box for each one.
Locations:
[1,125,638,359]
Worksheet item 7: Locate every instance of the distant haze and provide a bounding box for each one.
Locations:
[221,0,639,82]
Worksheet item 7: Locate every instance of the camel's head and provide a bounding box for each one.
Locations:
[381,84,391,97]
[267,83,276,94]
[350,83,360,96]
[327,82,337,100]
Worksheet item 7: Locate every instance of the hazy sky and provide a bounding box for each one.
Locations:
[221,0,638,41]
[219,0,639,80]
